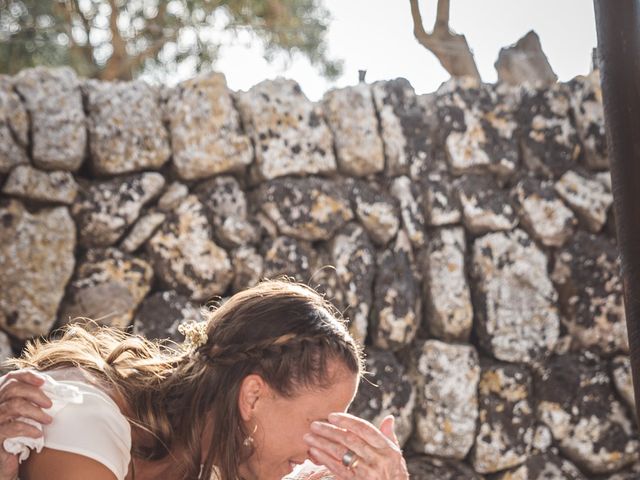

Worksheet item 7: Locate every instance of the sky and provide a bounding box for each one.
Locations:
[210,0,598,101]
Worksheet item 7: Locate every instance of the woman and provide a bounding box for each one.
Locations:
[0,280,408,480]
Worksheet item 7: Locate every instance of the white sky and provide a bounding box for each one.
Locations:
[212,0,597,101]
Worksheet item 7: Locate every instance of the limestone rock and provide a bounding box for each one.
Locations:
[120,212,166,253]
[166,73,253,180]
[420,169,462,227]
[329,223,376,345]
[236,78,336,180]
[371,231,420,351]
[406,455,483,480]
[423,227,473,342]
[2,165,78,204]
[0,76,29,174]
[411,340,480,459]
[611,356,636,415]
[472,229,560,364]
[257,177,353,241]
[495,452,587,480]
[0,200,75,339]
[133,291,203,343]
[60,248,153,330]
[348,180,400,246]
[147,195,233,301]
[495,31,558,87]
[231,246,263,292]
[568,70,608,170]
[457,175,518,234]
[513,176,576,247]
[554,170,613,233]
[157,182,189,212]
[372,78,434,176]
[261,236,314,283]
[14,67,85,171]
[322,84,384,176]
[72,172,165,247]
[195,175,257,248]
[84,79,171,175]
[349,348,415,446]
[471,362,534,474]
[436,78,520,178]
[534,352,639,475]
[390,176,426,248]
[552,231,628,355]
[519,83,581,178]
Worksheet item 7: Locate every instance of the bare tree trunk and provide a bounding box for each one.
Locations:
[409,0,480,81]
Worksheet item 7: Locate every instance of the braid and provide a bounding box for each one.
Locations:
[199,333,331,367]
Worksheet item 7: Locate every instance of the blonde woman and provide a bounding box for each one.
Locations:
[0,280,408,480]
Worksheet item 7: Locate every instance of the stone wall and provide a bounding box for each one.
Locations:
[0,66,637,478]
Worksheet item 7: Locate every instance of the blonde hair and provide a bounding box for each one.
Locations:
[8,280,363,480]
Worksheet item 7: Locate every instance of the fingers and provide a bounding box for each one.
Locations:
[0,378,52,409]
[0,420,43,440]
[379,415,400,447]
[306,421,376,462]
[328,413,392,450]
[0,371,45,388]
[0,399,52,426]
[307,446,375,480]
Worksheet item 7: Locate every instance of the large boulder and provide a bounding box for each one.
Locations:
[349,348,415,447]
[0,76,29,174]
[422,227,473,342]
[471,362,535,474]
[552,231,628,355]
[84,79,171,175]
[147,195,232,301]
[72,172,165,247]
[534,352,639,475]
[411,340,480,459]
[236,78,336,180]
[371,231,420,351]
[322,84,384,176]
[257,177,353,242]
[166,72,253,180]
[0,200,75,339]
[60,248,153,330]
[14,67,86,171]
[471,229,560,364]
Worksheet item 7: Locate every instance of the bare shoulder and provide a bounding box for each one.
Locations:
[20,447,117,480]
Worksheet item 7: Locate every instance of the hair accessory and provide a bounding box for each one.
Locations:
[178,320,209,350]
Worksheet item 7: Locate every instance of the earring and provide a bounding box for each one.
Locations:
[243,423,258,447]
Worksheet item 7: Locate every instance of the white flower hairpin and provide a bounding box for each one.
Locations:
[178,320,209,350]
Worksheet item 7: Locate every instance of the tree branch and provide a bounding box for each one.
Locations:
[409,0,480,80]
[68,0,97,71]
[102,0,130,80]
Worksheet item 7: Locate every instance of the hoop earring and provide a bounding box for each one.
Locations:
[243,423,258,447]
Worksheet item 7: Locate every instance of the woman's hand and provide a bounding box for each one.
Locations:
[303,413,409,480]
[0,370,53,480]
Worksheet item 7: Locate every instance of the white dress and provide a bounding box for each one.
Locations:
[9,369,132,480]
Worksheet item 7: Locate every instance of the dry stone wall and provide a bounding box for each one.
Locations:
[0,66,637,478]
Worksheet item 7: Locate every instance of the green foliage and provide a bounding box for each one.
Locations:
[0,0,342,80]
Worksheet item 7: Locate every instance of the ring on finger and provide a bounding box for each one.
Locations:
[341,449,358,469]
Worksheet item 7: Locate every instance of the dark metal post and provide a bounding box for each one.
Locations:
[594,0,640,424]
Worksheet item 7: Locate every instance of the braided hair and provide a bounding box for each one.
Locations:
[191,281,364,479]
[10,280,364,480]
